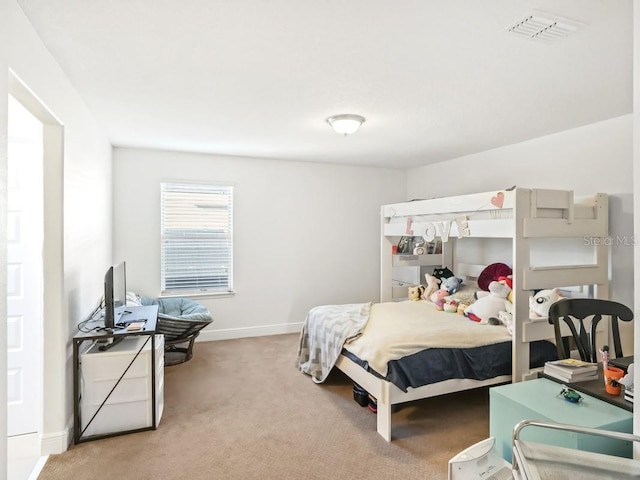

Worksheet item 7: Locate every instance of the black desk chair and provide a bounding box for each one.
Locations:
[548,298,633,362]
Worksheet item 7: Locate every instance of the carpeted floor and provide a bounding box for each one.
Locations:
[38,334,493,479]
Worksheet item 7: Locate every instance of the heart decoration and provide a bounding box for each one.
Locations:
[491,192,505,208]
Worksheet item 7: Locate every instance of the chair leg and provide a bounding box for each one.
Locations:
[164,334,199,366]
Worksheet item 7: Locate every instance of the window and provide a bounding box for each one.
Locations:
[160,183,233,295]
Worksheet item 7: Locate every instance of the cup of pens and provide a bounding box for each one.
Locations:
[604,366,624,395]
[601,345,624,396]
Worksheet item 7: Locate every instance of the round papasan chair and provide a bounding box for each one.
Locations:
[128,293,213,365]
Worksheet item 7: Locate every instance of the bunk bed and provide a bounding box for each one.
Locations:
[300,188,609,441]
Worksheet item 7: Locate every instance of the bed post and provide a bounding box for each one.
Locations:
[512,188,531,383]
[376,381,392,442]
[593,193,609,301]
[381,205,393,303]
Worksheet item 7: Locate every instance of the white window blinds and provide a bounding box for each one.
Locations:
[160,183,233,294]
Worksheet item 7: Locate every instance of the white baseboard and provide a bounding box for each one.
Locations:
[197,322,303,342]
[40,427,70,455]
[29,456,50,480]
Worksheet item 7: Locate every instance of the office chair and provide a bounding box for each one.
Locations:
[547,298,633,362]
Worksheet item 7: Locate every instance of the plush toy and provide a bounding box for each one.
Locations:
[491,310,514,335]
[477,262,513,291]
[441,276,464,294]
[432,267,455,281]
[443,298,458,313]
[431,289,449,309]
[422,273,441,301]
[620,363,634,391]
[408,286,422,301]
[464,281,512,324]
[529,289,565,318]
[497,275,514,304]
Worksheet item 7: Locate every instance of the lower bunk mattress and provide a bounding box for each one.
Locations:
[341,300,558,392]
[342,340,557,392]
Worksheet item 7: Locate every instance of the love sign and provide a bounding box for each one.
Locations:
[414,216,470,242]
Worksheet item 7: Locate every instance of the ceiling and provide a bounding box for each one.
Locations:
[16,1,633,169]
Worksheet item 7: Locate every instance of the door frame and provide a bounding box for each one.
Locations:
[8,72,66,455]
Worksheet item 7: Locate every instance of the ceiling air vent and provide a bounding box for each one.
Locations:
[507,13,578,42]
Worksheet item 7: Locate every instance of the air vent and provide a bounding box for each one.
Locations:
[507,13,578,42]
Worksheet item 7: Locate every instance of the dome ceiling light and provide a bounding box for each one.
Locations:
[326,114,366,136]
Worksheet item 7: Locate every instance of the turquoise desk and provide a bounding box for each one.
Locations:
[489,378,633,462]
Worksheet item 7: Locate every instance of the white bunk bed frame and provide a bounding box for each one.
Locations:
[335,188,609,442]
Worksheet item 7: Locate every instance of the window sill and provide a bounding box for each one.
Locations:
[159,290,236,300]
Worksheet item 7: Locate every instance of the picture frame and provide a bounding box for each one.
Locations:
[397,236,413,254]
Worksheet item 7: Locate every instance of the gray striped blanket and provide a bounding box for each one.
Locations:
[297,302,371,383]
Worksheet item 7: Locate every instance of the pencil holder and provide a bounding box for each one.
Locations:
[604,366,624,395]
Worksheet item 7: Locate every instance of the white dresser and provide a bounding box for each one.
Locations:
[79,334,164,437]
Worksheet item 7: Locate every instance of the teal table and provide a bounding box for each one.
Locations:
[489,378,633,462]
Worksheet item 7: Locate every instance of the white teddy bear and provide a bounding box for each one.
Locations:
[464,281,511,324]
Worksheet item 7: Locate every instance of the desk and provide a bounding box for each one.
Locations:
[72,304,160,444]
[538,363,632,412]
[490,378,633,462]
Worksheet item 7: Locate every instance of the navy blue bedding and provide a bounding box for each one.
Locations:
[342,340,558,392]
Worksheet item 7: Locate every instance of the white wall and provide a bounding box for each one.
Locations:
[4,0,112,454]
[113,147,406,339]
[408,115,634,353]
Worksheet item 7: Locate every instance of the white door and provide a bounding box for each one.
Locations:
[6,95,43,437]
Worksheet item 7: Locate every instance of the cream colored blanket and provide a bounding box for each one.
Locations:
[344,301,512,377]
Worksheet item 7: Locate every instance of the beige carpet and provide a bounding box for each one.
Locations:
[39,334,493,479]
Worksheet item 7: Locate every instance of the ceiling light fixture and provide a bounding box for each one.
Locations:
[326,114,366,136]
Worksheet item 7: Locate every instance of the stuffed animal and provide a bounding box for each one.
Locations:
[443,298,458,313]
[431,289,449,309]
[408,286,422,301]
[422,273,441,301]
[464,281,512,324]
[491,310,514,335]
[432,267,455,281]
[620,363,634,391]
[441,276,464,294]
[529,289,565,318]
[477,262,512,291]
[497,275,514,304]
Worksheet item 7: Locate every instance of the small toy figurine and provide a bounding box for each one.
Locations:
[558,385,582,404]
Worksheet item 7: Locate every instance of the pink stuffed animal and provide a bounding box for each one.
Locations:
[431,290,449,310]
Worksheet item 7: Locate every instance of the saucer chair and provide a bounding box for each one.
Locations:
[138,296,213,365]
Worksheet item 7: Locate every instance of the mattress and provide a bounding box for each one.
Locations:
[342,340,557,392]
[341,300,558,392]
